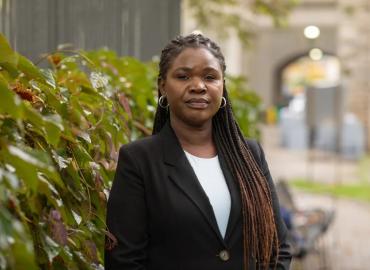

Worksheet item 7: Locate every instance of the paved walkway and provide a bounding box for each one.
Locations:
[260,125,361,185]
[259,124,370,270]
[290,192,370,270]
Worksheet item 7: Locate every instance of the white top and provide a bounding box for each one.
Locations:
[184,150,231,238]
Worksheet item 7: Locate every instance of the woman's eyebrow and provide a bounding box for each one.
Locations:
[173,66,220,72]
[203,66,220,72]
[173,67,192,72]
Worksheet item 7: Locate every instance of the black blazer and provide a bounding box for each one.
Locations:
[105,121,292,270]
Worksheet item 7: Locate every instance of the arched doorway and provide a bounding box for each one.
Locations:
[273,51,343,150]
[274,51,341,109]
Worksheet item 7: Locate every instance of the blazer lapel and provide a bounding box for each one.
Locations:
[217,150,242,243]
[159,121,241,245]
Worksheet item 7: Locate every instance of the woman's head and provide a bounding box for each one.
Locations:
[158,34,226,81]
[155,34,228,129]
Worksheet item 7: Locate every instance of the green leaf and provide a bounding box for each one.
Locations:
[77,131,91,144]
[17,54,46,83]
[0,253,6,269]
[51,150,71,170]
[0,80,23,119]
[71,144,94,171]
[3,146,42,190]
[22,105,64,147]
[10,241,38,270]
[43,234,61,262]
[23,104,44,127]
[44,120,62,146]
[41,69,57,89]
[0,34,18,66]
[0,168,20,189]
[43,114,64,147]
[38,84,65,113]
[3,145,62,191]
[71,210,82,225]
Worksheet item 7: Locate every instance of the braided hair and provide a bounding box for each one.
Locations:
[153,34,279,270]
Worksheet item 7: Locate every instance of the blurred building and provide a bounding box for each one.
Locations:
[182,0,370,151]
[1,0,369,150]
[0,0,180,62]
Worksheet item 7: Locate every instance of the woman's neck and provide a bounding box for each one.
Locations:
[170,118,217,158]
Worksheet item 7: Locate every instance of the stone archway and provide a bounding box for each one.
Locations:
[273,50,339,107]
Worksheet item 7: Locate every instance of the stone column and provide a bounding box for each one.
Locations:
[337,0,370,150]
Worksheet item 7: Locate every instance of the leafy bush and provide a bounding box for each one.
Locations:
[226,76,261,139]
[0,34,260,269]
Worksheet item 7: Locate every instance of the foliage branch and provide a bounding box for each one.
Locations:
[186,0,299,46]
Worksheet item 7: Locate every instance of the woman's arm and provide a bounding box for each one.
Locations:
[105,145,148,270]
[256,142,292,270]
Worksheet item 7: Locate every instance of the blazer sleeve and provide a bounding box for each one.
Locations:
[105,145,148,270]
[254,141,292,270]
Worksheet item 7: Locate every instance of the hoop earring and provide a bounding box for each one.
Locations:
[159,95,169,108]
[220,97,227,108]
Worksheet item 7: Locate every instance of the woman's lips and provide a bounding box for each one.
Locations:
[185,98,209,109]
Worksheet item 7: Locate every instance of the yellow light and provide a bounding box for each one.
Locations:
[309,48,323,61]
[304,25,320,39]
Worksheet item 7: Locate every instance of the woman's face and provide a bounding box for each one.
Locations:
[160,47,224,128]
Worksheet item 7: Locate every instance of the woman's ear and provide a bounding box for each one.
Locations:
[158,77,166,96]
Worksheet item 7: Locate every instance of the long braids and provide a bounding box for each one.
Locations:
[153,34,279,269]
[213,90,279,269]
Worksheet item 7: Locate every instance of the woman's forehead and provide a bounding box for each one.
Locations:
[169,47,222,72]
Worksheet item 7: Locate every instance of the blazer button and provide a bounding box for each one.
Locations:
[218,250,230,261]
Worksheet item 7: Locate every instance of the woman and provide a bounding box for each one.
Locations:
[105,34,292,270]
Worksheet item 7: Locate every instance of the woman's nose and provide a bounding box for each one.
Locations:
[189,77,206,92]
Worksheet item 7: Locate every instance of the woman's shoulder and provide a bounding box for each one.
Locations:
[243,138,265,165]
[244,138,259,150]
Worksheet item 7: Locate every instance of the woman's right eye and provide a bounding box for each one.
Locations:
[176,75,189,80]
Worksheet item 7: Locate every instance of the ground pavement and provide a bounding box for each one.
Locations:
[260,125,370,270]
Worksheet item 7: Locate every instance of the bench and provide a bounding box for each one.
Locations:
[276,179,335,258]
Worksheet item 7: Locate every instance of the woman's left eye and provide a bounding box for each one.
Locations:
[205,75,216,80]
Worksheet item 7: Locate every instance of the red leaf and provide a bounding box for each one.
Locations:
[49,210,67,246]
[118,93,132,118]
